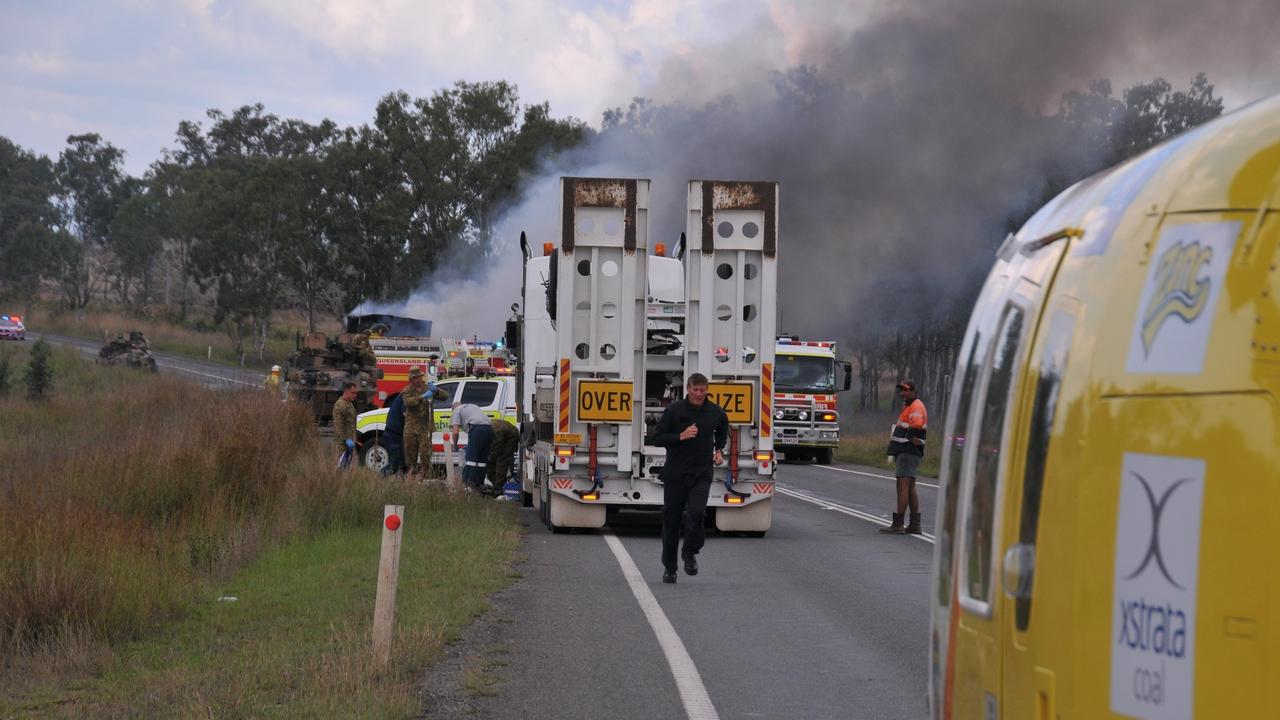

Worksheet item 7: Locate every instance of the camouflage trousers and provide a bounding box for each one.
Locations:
[403,429,429,475]
[487,424,520,490]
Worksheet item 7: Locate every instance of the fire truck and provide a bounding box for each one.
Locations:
[772,338,852,464]
[514,177,778,535]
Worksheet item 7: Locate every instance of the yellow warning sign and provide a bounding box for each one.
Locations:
[708,382,755,424]
[576,380,634,423]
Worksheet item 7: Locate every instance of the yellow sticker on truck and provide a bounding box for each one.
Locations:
[576,380,633,423]
[708,382,755,424]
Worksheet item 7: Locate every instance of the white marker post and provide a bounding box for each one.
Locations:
[372,504,405,668]
[442,432,457,487]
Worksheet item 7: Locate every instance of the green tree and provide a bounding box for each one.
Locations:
[54,133,130,309]
[0,137,60,318]
[108,180,164,309]
[0,348,12,396]
[24,336,53,401]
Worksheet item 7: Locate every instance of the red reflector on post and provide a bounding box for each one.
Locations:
[385,514,402,531]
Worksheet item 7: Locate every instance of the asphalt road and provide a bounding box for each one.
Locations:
[442,460,938,720]
[34,332,267,390]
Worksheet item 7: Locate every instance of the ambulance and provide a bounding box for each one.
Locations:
[929,96,1280,718]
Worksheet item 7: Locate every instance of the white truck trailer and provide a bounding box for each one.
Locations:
[515,177,779,534]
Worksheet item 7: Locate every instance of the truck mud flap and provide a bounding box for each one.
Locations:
[715,498,772,533]
[549,492,606,529]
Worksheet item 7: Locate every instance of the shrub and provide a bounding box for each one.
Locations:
[23,336,53,400]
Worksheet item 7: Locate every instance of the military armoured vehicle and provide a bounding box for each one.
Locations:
[97,331,158,372]
[282,330,382,426]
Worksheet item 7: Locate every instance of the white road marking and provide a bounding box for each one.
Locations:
[813,464,939,489]
[163,363,262,387]
[776,486,936,544]
[602,531,720,720]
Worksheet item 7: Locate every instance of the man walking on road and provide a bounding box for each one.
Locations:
[649,373,728,584]
[881,379,927,534]
[333,381,358,469]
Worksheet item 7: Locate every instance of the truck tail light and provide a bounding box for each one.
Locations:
[543,242,554,256]
[754,451,774,462]
[579,492,599,501]
[555,446,575,457]
[725,496,744,504]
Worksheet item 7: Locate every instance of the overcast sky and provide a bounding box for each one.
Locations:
[5,1,1278,177]
[0,0,777,174]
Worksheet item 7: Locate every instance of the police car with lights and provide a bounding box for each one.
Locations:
[0,315,26,341]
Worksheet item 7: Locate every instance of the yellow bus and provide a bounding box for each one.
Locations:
[930,95,1280,719]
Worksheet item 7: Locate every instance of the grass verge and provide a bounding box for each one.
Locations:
[24,302,332,369]
[835,411,941,478]
[0,344,522,718]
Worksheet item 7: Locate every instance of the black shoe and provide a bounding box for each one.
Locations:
[662,571,677,584]
[682,552,698,576]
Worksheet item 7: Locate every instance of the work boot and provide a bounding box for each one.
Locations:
[682,550,699,576]
[662,570,677,584]
[879,512,906,534]
[905,513,923,535]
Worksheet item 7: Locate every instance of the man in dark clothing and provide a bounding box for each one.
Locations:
[648,373,728,584]
[381,393,407,476]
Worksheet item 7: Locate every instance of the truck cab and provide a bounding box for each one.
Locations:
[773,338,852,463]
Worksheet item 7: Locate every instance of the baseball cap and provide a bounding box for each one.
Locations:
[897,379,916,391]
[408,366,424,378]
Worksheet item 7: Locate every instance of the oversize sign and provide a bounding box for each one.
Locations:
[708,382,755,424]
[576,380,633,423]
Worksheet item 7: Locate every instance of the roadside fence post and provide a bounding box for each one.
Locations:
[372,504,405,668]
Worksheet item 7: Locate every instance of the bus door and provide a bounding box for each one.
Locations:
[942,234,1068,720]
[997,297,1080,720]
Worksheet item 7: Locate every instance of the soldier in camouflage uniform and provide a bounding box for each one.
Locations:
[402,366,448,476]
[353,331,378,369]
[333,381,358,468]
[486,417,520,498]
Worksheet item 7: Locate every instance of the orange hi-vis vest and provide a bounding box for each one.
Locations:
[887,398,928,457]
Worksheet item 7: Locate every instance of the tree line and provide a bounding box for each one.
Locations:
[0,81,587,357]
[0,73,1227,401]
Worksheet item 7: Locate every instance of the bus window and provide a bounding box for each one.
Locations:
[936,330,984,607]
[962,306,1025,612]
[1014,309,1075,631]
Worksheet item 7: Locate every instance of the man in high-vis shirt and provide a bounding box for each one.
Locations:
[881,379,927,535]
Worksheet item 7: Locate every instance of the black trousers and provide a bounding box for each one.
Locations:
[381,431,404,476]
[661,472,712,572]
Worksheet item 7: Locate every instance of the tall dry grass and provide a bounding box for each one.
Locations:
[0,345,377,659]
[29,302,335,368]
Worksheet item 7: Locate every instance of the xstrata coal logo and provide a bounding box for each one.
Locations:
[1126,221,1238,375]
[1111,453,1204,720]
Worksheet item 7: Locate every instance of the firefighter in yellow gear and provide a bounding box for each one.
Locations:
[402,366,448,476]
[264,364,282,395]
